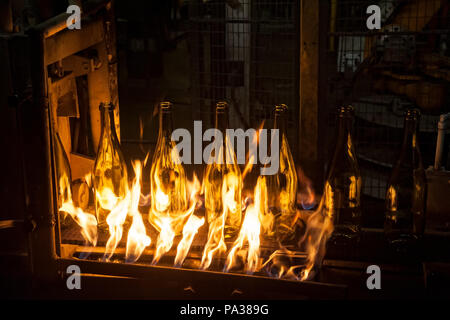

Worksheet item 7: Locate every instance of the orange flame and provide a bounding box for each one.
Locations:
[151,171,202,265]
[174,215,205,267]
[299,197,334,281]
[103,192,130,261]
[126,160,151,263]
[152,174,203,265]
[59,113,335,281]
[96,159,152,262]
[201,171,242,270]
[202,131,243,269]
[58,172,98,246]
[148,132,189,235]
[152,216,175,264]
[224,176,264,274]
[260,248,300,279]
[200,211,226,270]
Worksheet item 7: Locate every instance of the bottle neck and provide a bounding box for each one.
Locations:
[336,115,353,147]
[159,110,174,139]
[216,111,228,133]
[100,106,118,141]
[274,111,288,138]
[215,104,233,164]
[326,110,358,182]
[401,118,419,150]
[269,107,289,164]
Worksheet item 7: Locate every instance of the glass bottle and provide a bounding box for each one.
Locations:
[204,102,242,239]
[263,104,298,242]
[384,109,427,247]
[149,102,188,235]
[54,130,72,227]
[324,105,362,245]
[93,102,128,230]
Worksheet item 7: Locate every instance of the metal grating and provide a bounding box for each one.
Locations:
[324,0,450,225]
[188,0,300,157]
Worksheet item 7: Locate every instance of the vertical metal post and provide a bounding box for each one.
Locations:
[26,27,58,282]
[299,0,321,185]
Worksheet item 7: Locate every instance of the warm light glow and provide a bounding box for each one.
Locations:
[60,116,335,283]
[204,140,242,240]
[200,174,230,270]
[149,131,188,236]
[386,185,398,212]
[300,197,334,281]
[201,135,243,269]
[126,161,151,263]
[174,215,205,267]
[152,217,175,265]
[58,172,98,246]
[224,176,264,274]
[103,192,130,261]
[150,156,202,264]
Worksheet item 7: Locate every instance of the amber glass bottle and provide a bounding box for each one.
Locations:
[263,104,298,241]
[204,102,242,239]
[93,102,128,230]
[324,105,362,245]
[385,109,427,247]
[149,102,188,235]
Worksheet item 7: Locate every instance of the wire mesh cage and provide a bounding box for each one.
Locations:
[117,0,448,226]
[188,0,300,157]
[324,0,450,226]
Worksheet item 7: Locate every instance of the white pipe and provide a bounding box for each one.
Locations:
[434,113,450,170]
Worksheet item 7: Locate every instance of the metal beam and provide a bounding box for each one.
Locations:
[299,0,319,164]
[58,258,348,299]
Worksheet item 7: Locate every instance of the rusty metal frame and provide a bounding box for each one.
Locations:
[25,0,114,283]
[57,258,347,299]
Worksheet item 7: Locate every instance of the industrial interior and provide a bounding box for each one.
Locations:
[1,0,450,300]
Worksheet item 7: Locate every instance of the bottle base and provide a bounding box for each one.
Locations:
[385,232,420,255]
[329,225,361,247]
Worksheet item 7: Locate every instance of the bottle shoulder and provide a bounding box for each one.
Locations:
[94,139,126,168]
[388,162,426,185]
[204,162,242,179]
[150,147,187,184]
[328,155,360,172]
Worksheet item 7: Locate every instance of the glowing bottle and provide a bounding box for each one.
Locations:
[263,104,298,242]
[93,102,128,230]
[204,102,242,239]
[149,102,188,235]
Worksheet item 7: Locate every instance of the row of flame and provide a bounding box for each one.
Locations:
[58,134,334,282]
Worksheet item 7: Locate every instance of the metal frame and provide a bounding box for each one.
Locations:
[26,0,116,282]
[57,257,347,299]
[19,0,350,299]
